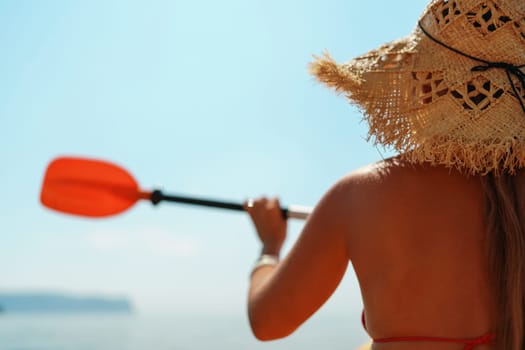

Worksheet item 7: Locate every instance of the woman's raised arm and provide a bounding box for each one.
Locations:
[245,178,354,340]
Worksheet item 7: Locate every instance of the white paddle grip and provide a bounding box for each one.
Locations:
[286,205,312,220]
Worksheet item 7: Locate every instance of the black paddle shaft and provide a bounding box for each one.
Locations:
[150,189,289,218]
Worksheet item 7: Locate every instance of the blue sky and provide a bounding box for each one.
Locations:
[1,0,423,319]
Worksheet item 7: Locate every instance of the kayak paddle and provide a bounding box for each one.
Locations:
[40,157,312,220]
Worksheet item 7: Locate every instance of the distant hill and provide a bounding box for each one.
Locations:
[0,293,133,313]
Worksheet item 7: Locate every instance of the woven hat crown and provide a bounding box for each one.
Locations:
[311,0,525,175]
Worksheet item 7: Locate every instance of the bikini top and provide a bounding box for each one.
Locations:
[361,311,495,350]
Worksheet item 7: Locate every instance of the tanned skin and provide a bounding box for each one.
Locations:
[245,157,496,350]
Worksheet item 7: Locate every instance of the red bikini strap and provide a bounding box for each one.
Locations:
[374,332,495,350]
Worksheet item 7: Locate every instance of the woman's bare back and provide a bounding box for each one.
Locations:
[245,157,512,349]
[346,158,496,349]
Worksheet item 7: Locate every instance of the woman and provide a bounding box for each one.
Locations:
[244,0,525,349]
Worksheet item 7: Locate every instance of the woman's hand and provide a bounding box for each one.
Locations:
[244,197,287,256]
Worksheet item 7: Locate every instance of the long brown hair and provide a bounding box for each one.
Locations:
[483,172,525,350]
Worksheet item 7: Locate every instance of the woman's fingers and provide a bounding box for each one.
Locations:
[244,196,287,253]
[266,197,279,210]
[245,197,282,218]
[245,197,269,211]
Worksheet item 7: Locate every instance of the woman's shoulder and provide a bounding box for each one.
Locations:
[327,157,482,223]
[333,156,420,197]
[336,156,478,194]
[317,157,412,225]
[327,158,485,256]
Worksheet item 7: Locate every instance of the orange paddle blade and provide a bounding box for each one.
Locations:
[40,157,147,217]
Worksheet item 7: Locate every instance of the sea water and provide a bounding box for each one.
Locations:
[0,311,369,350]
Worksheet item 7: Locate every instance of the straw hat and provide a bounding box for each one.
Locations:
[311,0,525,175]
